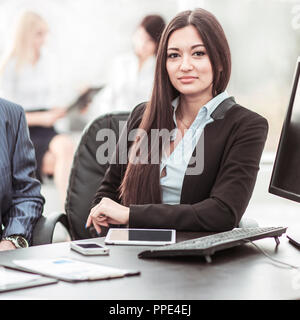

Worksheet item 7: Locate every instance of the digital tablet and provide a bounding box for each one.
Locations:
[105,228,176,246]
[67,86,103,113]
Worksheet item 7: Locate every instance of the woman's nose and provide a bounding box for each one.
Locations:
[180,55,193,71]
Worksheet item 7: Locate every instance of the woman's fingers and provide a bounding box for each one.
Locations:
[86,204,103,226]
[92,219,101,235]
[86,214,92,228]
[95,215,107,223]
[106,217,122,225]
[99,220,109,227]
[86,198,128,233]
[86,210,109,234]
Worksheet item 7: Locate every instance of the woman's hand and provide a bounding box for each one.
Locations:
[26,107,66,127]
[86,197,130,234]
[42,108,66,127]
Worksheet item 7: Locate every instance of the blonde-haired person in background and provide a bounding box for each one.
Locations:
[0,11,74,208]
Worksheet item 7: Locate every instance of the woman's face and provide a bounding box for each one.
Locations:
[166,25,213,100]
[132,26,156,59]
[31,24,48,51]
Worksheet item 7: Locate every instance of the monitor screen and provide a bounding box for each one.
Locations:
[269,57,300,202]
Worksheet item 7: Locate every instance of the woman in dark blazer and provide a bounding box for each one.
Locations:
[86,8,268,234]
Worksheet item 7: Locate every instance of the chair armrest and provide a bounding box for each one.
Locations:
[32,212,70,246]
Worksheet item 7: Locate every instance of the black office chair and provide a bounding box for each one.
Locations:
[32,111,130,245]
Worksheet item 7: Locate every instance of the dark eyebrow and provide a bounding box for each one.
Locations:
[167,44,205,51]
[191,44,205,49]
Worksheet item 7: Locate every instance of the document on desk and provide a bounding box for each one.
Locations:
[0,266,58,292]
[12,258,140,282]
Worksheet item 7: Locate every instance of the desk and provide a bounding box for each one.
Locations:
[0,232,300,300]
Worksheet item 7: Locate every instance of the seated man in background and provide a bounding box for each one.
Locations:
[0,98,44,251]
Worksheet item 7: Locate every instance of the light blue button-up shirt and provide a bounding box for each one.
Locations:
[160,91,229,205]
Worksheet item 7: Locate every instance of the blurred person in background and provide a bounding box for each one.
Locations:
[87,14,166,119]
[0,11,74,208]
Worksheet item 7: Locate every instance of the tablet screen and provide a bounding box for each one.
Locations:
[105,228,176,245]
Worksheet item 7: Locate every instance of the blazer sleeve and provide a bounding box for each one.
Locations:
[129,113,268,232]
[2,107,44,244]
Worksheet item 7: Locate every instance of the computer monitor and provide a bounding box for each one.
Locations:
[269,56,300,247]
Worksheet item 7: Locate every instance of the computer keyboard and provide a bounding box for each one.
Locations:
[138,226,287,263]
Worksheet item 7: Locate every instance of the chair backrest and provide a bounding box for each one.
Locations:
[65,112,130,240]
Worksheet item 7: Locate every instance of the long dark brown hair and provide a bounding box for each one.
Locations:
[120,8,231,206]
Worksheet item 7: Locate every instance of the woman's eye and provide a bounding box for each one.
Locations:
[167,53,179,59]
[193,51,205,56]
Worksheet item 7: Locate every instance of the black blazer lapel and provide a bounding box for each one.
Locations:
[180,97,237,203]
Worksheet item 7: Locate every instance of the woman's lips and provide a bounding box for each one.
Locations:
[178,76,198,84]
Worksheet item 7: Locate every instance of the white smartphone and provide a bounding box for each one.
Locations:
[70,242,109,256]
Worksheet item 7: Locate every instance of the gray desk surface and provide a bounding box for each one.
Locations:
[0,232,300,300]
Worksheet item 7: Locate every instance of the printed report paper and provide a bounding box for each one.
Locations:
[13,258,140,282]
[0,266,42,288]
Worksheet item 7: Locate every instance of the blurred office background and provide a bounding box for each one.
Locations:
[0,0,300,240]
[0,0,298,149]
